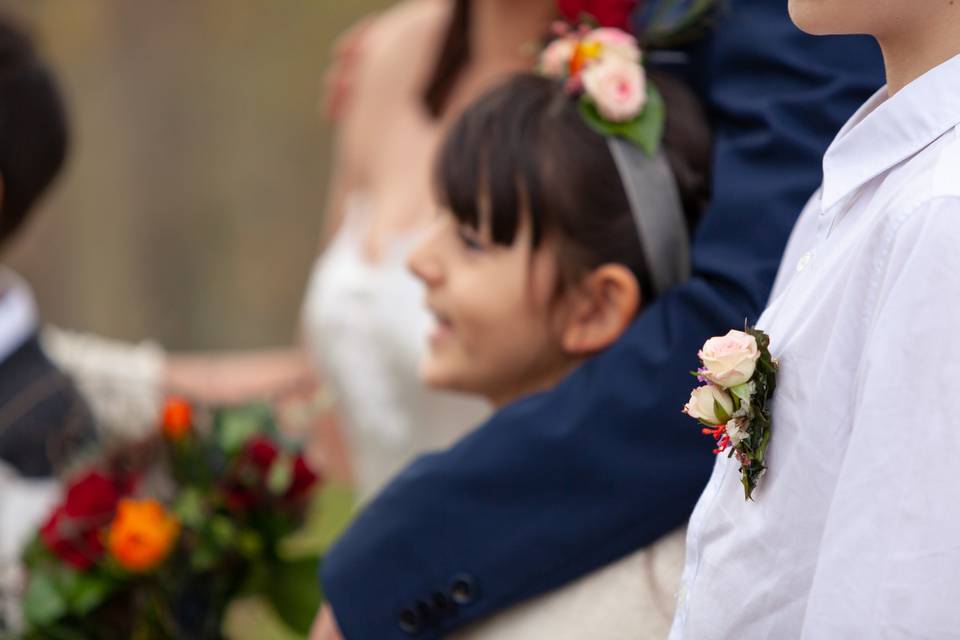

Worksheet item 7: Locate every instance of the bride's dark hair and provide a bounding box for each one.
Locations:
[435,72,712,301]
[423,0,471,118]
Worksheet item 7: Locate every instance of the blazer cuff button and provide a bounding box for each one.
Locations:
[449,574,478,605]
[398,607,423,635]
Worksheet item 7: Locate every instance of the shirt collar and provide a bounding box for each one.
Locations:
[822,52,960,211]
[0,267,38,364]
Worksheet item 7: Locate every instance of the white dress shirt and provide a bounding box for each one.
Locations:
[0,270,58,630]
[0,267,37,364]
[670,52,960,639]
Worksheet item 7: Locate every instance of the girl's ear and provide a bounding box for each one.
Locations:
[560,264,640,356]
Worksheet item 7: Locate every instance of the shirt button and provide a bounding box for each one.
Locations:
[796,251,813,272]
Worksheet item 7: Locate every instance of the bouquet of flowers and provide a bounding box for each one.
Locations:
[19,399,324,639]
[683,328,779,500]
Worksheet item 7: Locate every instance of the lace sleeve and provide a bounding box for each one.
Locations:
[41,327,165,441]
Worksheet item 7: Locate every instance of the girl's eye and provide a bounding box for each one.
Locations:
[456,224,485,251]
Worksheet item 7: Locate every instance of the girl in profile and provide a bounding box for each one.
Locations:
[401,25,710,639]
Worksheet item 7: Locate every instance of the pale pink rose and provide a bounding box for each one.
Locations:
[683,385,734,425]
[540,37,577,77]
[581,56,646,122]
[585,27,640,63]
[698,330,761,389]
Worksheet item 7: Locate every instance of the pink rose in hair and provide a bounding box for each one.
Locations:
[581,55,646,121]
[585,27,640,63]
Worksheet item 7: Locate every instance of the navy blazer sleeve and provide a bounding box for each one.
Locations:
[321,3,885,638]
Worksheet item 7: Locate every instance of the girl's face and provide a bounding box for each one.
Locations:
[408,210,576,407]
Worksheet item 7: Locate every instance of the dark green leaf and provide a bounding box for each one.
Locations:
[210,514,238,547]
[67,572,113,615]
[263,557,324,635]
[24,572,68,626]
[215,403,273,454]
[173,487,206,528]
[713,398,731,424]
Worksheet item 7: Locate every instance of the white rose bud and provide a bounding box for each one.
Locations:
[683,385,734,425]
[698,330,761,389]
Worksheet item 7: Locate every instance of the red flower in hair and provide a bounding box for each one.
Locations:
[40,471,131,570]
[557,0,638,31]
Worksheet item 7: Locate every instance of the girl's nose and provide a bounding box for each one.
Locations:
[408,221,444,287]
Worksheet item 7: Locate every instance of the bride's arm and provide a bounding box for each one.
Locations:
[165,344,317,403]
[44,328,319,437]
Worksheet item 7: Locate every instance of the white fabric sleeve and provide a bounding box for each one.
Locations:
[0,462,60,632]
[40,327,165,441]
[801,197,960,637]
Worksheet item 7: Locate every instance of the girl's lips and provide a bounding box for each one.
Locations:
[427,309,455,348]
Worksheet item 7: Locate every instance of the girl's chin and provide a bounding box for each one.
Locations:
[419,358,482,396]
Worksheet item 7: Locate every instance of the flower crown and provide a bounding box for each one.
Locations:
[539,22,664,156]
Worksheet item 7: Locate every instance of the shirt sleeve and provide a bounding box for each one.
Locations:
[320,3,886,638]
[802,197,960,637]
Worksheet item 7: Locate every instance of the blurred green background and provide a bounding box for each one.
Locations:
[1,0,393,350]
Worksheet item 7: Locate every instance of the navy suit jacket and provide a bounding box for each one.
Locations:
[0,335,96,477]
[321,2,885,637]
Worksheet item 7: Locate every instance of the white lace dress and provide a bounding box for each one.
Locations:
[301,194,491,501]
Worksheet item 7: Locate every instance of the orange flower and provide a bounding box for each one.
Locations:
[569,40,602,76]
[107,499,180,572]
[161,397,192,440]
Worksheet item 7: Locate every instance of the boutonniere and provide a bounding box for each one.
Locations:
[682,328,778,500]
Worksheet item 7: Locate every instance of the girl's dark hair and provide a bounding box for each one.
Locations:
[436,71,712,301]
[422,0,471,118]
[0,17,69,245]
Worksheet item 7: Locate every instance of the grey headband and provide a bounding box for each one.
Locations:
[607,137,690,296]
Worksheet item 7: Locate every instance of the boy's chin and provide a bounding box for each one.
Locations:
[788,0,872,36]
[789,6,832,35]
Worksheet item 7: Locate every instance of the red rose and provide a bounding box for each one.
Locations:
[223,437,279,511]
[246,437,279,470]
[40,471,129,570]
[223,439,319,510]
[284,454,320,501]
[557,0,638,31]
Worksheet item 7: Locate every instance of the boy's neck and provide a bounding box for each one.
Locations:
[878,11,960,95]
